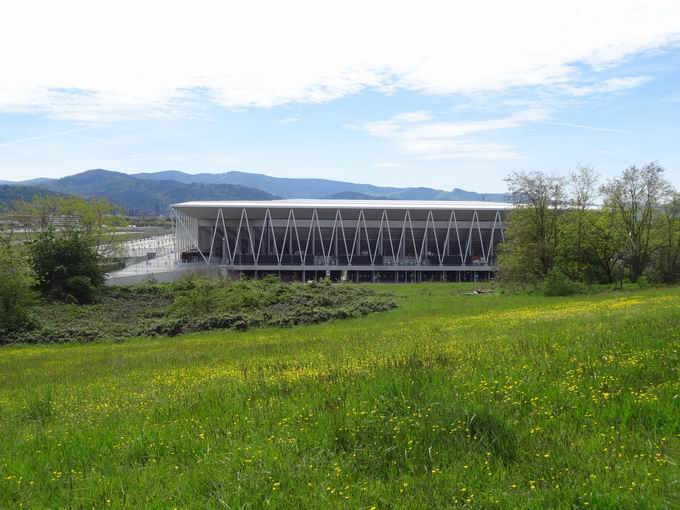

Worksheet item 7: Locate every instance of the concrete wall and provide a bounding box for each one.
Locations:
[105,265,224,286]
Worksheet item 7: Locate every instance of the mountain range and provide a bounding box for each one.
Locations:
[0,185,66,211]
[0,169,509,215]
[0,170,275,214]
[131,170,508,202]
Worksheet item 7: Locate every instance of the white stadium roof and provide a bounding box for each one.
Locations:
[171,199,513,210]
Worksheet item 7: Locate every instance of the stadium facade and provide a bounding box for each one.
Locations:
[170,200,511,282]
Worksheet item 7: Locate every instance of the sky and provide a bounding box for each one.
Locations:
[1,1,680,192]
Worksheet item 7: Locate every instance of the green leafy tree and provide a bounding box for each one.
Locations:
[30,229,105,303]
[500,164,678,288]
[0,245,36,335]
[497,171,566,286]
[496,207,544,287]
[600,163,672,282]
[580,207,626,284]
[567,165,599,280]
[15,195,123,256]
[649,192,680,283]
[14,196,122,303]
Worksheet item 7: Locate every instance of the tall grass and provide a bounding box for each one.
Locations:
[1,284,678,508]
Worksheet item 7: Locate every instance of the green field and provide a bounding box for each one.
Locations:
[1,285,679,508]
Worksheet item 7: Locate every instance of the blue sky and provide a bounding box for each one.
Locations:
[1,1,679,192]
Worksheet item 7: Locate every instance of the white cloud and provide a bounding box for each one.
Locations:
[392,111,432,123]
[278,116,302,124]
[403,139,518,160]
[359,109,550,160]
[563,76,652,96]
[0,1,679,121]
[0,126,94,147]
[544,122,632,134]
[373,161,401,168]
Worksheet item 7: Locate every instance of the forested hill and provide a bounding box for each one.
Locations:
[38,169,277,215]
[0,185,65,210]
[132,170,509,201]
[2,168,510,215]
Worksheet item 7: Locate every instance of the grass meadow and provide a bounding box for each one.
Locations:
[1,284,679,508]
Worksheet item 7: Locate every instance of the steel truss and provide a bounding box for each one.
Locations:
[171,207,505,271]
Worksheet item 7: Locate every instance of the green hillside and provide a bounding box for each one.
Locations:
[132,170,510,201]
[0,185,65,210]
[1,285,678,507]
[41,169,277,215]
[5,169,510,207]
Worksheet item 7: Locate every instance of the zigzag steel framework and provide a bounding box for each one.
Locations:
[170,200,511,282]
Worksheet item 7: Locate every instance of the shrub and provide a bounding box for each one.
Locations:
[166,278,218,317]
[542,268,587,297]
[65,276,97,305]
[29,229,105,301]
[4,276,395,343]
[0,246,36,336]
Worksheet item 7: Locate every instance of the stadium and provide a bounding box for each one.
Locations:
[170,200,511,282]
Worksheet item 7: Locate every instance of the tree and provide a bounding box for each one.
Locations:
[577,207,627,284]
[499,163,677,288]
[29,229,105,303]
[13,196,122,303]
[0,245,36,335]
[649,191,680,283]
[568,165,599,280]
[601,162,672,282]
[496,207,544,286]
[498,171,567,284]
[15,195,122,256]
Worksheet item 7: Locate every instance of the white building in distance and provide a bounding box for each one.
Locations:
[171,199,511,282]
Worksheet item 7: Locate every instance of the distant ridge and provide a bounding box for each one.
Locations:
[3,168,509,215]
[132,170,509,202]
[0,185,66,210]
[0,177,54,186]
[36,169,276,215]
[325,191,393,200]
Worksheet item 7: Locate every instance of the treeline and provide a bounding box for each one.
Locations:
[0,196,120,336]
[498,162,680,292]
